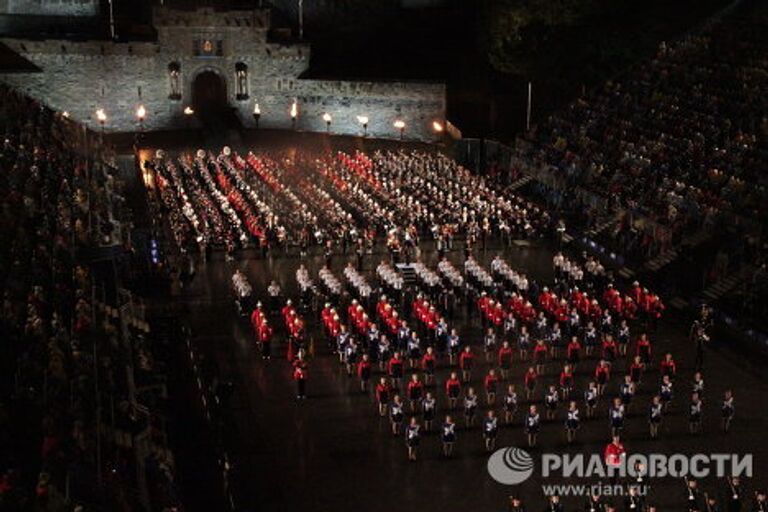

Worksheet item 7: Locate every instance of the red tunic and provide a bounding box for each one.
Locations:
[258,324,273,344]
[484,374,499,392]
[357,360,372,379]
[660,359,677,376]
[498,346,514,367]
[421,352,436,371]
[459,350,474,370]
[445,378,461,396]
[376,383,391,403]
[407,380,424,398]
[387,357,404,376]
[604,441,626,468]
[594,365,610,383]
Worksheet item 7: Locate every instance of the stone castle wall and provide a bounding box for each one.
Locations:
[260,79,445,140]
[0,6,446,141]
[0,0,99,16]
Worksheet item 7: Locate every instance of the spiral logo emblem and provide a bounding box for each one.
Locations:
[487,447,535,485]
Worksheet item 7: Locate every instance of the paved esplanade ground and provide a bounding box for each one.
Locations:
[174,235,768,512]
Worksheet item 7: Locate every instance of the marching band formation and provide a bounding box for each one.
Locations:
[148,130,760,512]
[148,147,551,263]
[227,234,755,510]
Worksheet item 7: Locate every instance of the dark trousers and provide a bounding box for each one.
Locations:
[695,344,705,371]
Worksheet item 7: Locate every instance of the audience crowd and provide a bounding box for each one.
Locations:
[519,1,767,269]
[0,86,180,511]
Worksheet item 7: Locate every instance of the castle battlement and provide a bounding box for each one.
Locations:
[153,6,270,31]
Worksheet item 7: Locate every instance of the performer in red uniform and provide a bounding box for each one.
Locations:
[554,300,570,336]
[629,355,645,384]
[603,284,620,309]
[524,366,538,400]
[604,436,626,482]
[445,371,462,409]
[498,341,514,379]
[282,299,296,323]
[459,346,475,383]
[624,296,638,320]
[539,287,556,311]
[636,333,652,364]
[533,339,548,375]
[293,364,307,400]
[642,291,665,331]
[601,334,618,362]
[567,336,582,369]
[477,292,490,327]
[484,369,499,405]
[387,351,405,390]
[559,364,575,399]
[421,346,437,385]
[321,302,335,339]
[258,320,273,360]
[357,354,372,392]
[375,377,391,416]
[594,359,611,396]
[250,302,266,334]
[660,353,677,378]
[520,300,536,324]
[407,373,424,412]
